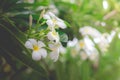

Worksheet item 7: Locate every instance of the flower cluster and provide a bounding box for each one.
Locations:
[76,36,99,61]
[79,26,113,53]
[25,11,67,62]
[67,37,99,62]
[62,26,115,63]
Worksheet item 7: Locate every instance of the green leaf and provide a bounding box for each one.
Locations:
[64,21,71,28]
[58,31,68,42]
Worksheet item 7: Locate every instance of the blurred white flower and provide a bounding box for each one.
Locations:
[48,4,59,15]
[103,0,109,10]
[49,42,61,62]
[75,40,85,51]
[79,26,112,53]
[97,33,110,53]
[83,36,95,50]
[59,45,66,53]
[93,32,114,53]
[79,44,99,61]
[79,26,101,38]
[36,4,59,15]
[70,0,75,4]
[76,36,95,51]
[47,30,60,43]
[25,39,47,61]
[86,48,99,61]
[75,36,99,61]
[67,37,78,47]
[43,12,66,29]
[101,22,106,27]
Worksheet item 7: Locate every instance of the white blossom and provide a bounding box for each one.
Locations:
[97,34,110,53]
[103,0,109,10]
[67,37,78,47]
[79,26,112,53]
[75,36,99,61]
[47,30,60,43]
[85,48,99,61]
[79,26,101,38]
[49,42,61,62]
[43,12,66,29]
[25,39,47,61]
[48,4,59,15]
[76,36,94,51]
[36,4,59,15]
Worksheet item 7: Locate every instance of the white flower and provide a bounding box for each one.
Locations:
[67,38,78,47]
[49,42,61,62]
[74,36,99,61]
[48,4,59,15]
[97,34,110,53]
[83,36,99,61]
[83,36,95,50]
[76,36,94,51]
[80,51,88,60]
[25,39,47,61]
[79,26,101,38]
[103,0,109,10]
[75,40,85,51]
[43,12,66,29]
[59,45,66,53]
[80,45,99,61]
[47,30,60,43]
[85,48,99,61]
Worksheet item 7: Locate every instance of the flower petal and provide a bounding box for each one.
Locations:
[88,49,99,61]
[49,43,61,62]
[46,20,55,27]
[25,40,33,49]
[38,41,45,48]
[47,31,59,42]
[39,48,47,58]
[50,49,59,62]
[43,14,50,20]
[49,42,61,49]
[48,12,56,18]
[56,21,66,29]
[47,32,55,41]
[28,39,37,45]
[32,51,41,61]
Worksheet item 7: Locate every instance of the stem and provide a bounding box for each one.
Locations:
[103,10,117,20]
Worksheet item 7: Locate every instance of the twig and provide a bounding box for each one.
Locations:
[103,10,117,20]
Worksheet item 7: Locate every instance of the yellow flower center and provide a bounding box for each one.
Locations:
[33,45,39,51]
[52,19,57,24]
[52,31,57,36]
[84,29,89,33]
[79,41,85,48]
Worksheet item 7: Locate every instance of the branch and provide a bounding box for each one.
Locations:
[103,10,117,20]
